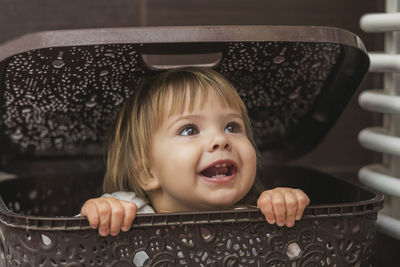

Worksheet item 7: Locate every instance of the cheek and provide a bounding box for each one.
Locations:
[176,147,203,183]
[242,142,257,177]
[153,142,201,180]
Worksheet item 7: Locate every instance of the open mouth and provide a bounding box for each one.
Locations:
[200,162,236,178]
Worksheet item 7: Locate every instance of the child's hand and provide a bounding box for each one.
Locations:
[257,187,310,228]
[80,197,137,236]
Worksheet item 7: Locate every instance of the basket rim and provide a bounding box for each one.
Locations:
[0,25,366,63]
[0,192,384,231]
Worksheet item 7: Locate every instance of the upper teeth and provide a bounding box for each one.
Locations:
[215,163,228,167]
[212,174,226,178]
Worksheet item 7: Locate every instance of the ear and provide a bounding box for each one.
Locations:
[137,168,161,191]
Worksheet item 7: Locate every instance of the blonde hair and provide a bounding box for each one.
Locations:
[103,67,262,202]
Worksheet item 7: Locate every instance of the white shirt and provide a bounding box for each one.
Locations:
[102,191,155,214]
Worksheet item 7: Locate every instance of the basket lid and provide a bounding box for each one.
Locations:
[0,25,369,163]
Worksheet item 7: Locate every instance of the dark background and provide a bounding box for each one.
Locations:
[0,0,396,265]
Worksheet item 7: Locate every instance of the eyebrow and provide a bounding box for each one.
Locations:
[167,114,202,130]
[167,112,243,130]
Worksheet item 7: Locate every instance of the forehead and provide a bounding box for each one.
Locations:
[162,85,240,118]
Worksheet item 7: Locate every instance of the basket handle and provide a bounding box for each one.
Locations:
[140,43,224,70]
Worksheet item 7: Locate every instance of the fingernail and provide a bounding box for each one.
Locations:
[286,221,294,228]
[121,226,129,232]
[99,229,108,236]
[264,215,275,224]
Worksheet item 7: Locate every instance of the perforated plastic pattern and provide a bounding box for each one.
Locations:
[0,168,384,267]
[1,42,340,154]
[0,26,375,266]
[0,215,379,266]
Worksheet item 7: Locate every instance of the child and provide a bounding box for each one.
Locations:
[81,67,310,237]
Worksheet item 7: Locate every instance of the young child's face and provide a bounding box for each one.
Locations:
[147,89,257,212]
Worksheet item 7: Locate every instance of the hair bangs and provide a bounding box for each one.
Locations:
[152,70,245,126]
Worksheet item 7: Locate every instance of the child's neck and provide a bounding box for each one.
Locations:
[148,189,223,213]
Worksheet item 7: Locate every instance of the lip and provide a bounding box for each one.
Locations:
[198,159,237,184]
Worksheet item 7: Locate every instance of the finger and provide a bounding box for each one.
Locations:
[108,199,125,236]
[81,200,100,229]
[294,189,310,221]
[121,202,137,232]
[271,189,286,227]
[284,190,298,228]
[257,192,275,224]
[97,200,112,237]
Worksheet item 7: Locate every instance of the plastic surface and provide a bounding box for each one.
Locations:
[0,26,377,266]
[0,167,383,266]
[0,26,369,163]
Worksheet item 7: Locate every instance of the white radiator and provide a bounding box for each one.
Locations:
[359,0,400,240]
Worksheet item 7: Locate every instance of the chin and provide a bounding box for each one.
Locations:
[207,194,242,209]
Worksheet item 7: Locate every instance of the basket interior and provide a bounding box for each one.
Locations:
[0,166,376,217]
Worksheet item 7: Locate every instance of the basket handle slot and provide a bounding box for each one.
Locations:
[141,53,222,70]
[140,43,224,70]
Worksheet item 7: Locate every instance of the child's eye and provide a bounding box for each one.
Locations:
[225,122,242,133]
[178,125,199,136]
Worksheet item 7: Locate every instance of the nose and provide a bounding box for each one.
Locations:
[207,132,232,152]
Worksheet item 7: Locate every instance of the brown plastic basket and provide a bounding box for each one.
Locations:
[0,26,382,266]
[0,167,383,266]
